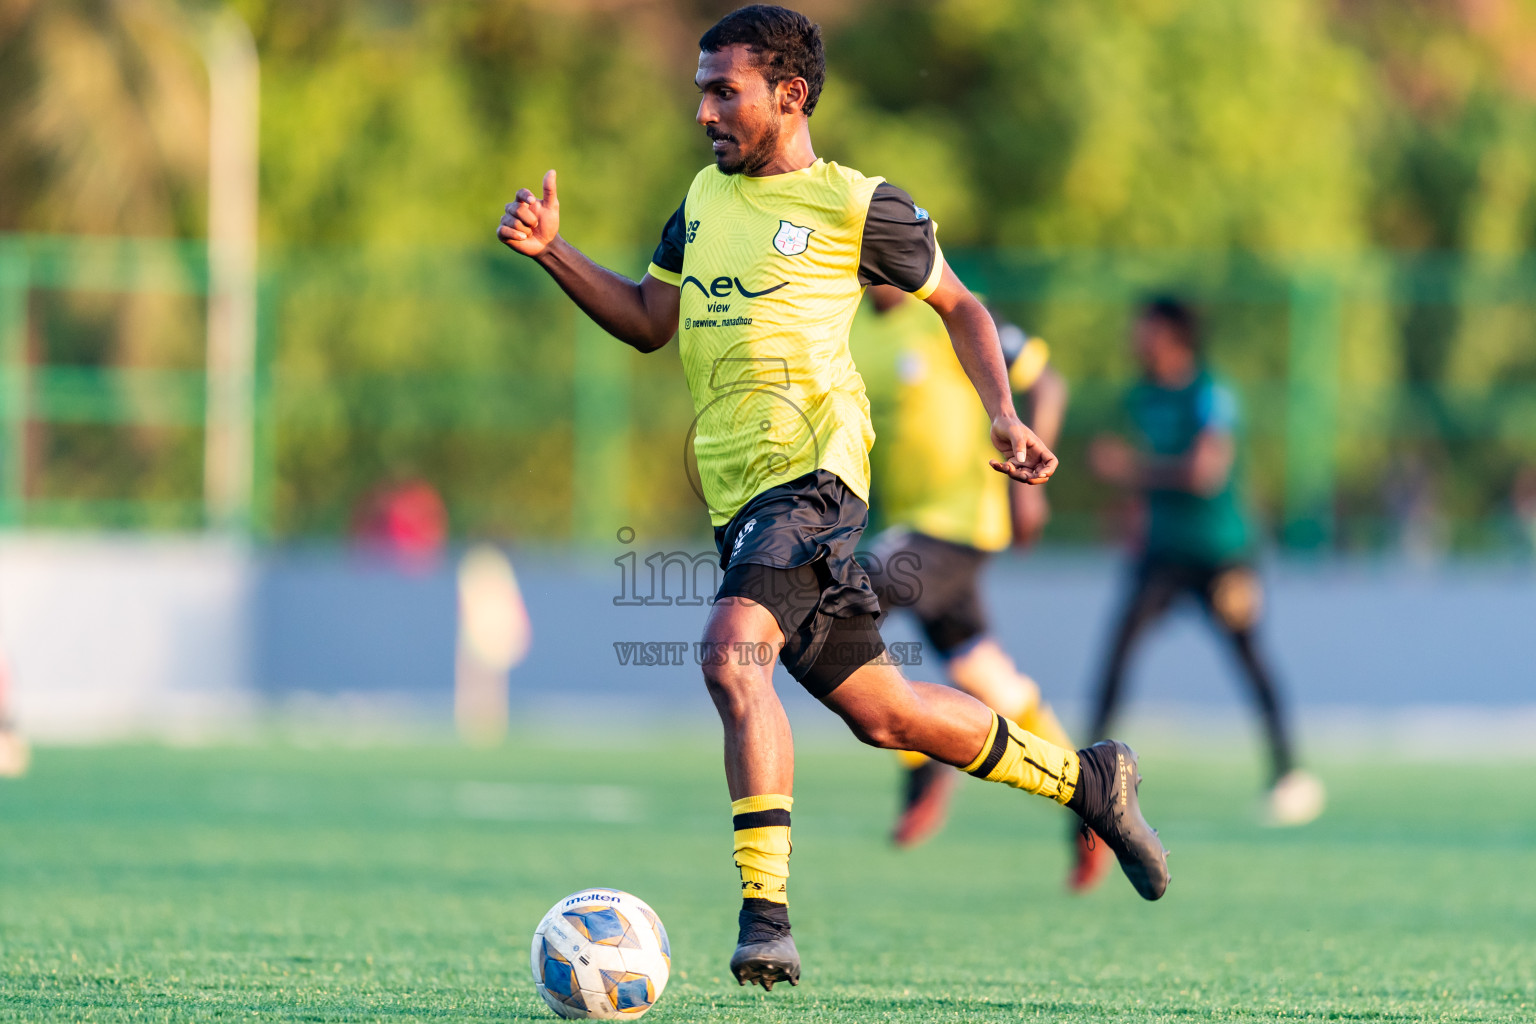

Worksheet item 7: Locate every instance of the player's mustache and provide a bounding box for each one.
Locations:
[706,128,737,143]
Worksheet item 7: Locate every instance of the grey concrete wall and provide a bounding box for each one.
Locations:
[503,549,1536,719]
[0,535,253,740]
[5,537,1531,741]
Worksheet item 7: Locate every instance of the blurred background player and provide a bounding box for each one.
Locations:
[853,284,1113,891]
[1088,296,1324,826]
[350,477,449,573]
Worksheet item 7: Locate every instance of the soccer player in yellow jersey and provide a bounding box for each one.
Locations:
[852,286,1113,891]
[498,4,1168,991]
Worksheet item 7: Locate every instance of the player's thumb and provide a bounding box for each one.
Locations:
[542,169,558,204]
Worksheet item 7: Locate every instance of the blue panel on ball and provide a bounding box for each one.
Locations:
[541,938,569,969]
[542,957,576,998]
[613,976,652,1010]
[565,907,626,944]
[642,908,670,958]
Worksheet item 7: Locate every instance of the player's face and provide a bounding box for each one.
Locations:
[696,45,784,175]
[1133,314,1194,382]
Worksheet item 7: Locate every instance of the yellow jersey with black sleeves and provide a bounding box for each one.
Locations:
[851,296,1049,552]
[646,160,943,526]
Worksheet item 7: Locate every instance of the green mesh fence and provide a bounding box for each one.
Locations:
[3,234,1534,552]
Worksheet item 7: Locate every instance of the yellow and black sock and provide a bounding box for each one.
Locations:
[961,712,1080,805]
[732,794,792,905]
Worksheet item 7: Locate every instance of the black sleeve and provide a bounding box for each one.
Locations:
[651,198,688,275]
[857,182,939,291]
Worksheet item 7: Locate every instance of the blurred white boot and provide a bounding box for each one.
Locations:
[0,727,30,778]
[1264,769,1325,826]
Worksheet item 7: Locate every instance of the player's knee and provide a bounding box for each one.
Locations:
[1212,567,1262,631]
[841,704,915,751]
[701,659,770,722]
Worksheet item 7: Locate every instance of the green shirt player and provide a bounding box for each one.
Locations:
[851,286,1114,891]
[498,5,1169,991]
[1088,296,1324,827]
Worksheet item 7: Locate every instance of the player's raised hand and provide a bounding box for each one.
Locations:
[989,413,1058,484]
[497,169,560,257]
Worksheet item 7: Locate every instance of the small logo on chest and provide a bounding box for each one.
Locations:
[772,220,814,257]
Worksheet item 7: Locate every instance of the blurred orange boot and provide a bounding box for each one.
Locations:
[892,757,958,848]
[1068,824,1114,893]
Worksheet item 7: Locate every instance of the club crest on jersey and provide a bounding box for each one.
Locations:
[772,220,814,257]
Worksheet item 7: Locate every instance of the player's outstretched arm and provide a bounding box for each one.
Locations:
[924,264,1058,484]
[497,170,679,352]
[1090,429,1233,496]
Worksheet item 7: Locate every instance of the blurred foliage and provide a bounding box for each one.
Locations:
[3,0,1536,550]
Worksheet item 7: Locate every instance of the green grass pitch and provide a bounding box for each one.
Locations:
[0,734,1531,1022]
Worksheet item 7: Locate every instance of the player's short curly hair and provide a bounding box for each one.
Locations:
[700,5,825,116]
[1140,294,1202,353]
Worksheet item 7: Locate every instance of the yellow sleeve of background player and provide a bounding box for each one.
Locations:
[1008,337,1050,392]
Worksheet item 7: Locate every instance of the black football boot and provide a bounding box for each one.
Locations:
[729,898,800,991]
[1068,740,1170,901]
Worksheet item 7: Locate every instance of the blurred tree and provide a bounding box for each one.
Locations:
[1336,0,1536,541]
[2,0,1535,545]
[0,0,207,236]
[0,0,208,522]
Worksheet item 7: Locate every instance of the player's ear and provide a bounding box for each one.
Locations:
[780,76,809,115]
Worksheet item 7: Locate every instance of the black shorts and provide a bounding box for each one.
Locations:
[1128,556,1263,632]
[714,470,886,696]
[865,528,991,659]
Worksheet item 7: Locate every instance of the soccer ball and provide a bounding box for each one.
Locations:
[531,888,671,1019]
